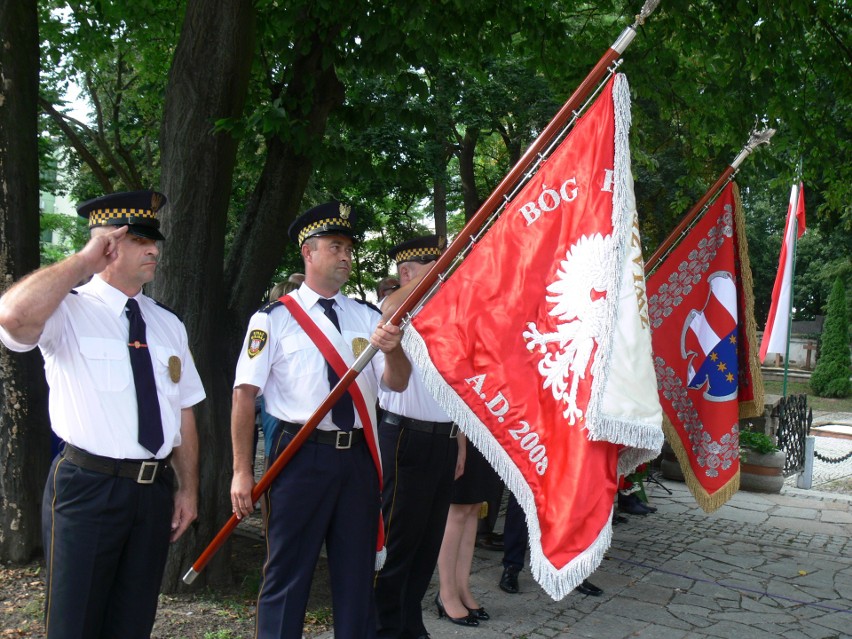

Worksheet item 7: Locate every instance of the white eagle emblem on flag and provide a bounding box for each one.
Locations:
[523,233,613,425]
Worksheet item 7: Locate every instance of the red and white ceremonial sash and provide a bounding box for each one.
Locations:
[403,74,662,599]
[647,182,763,512]
[279,295,386,565]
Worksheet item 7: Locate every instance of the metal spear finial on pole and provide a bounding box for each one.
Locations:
[637,0,661,24]
[645,126,776,274]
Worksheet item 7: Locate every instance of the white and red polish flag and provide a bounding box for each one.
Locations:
[759,183,806,362]
[403,74,663,600]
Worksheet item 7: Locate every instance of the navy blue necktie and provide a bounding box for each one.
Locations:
[125,298,164,455]
[318,298,355,431]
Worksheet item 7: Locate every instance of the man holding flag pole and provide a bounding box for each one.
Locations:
[184,0,665,604]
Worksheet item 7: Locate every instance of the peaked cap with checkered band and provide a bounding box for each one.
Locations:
[77,190,166,241]
[388,234,447,265]
[288,201,357,245]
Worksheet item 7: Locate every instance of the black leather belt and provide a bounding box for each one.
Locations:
[279,421,365,449]
[62,443,170,485]
[382,411,458,437]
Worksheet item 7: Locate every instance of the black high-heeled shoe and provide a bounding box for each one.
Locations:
[465,604,490,621]
[435,593,479,627]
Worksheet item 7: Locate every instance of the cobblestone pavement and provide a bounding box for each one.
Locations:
[256,421,852,639]
[398,476,852,639]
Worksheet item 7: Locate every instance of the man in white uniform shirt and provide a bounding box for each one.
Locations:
[0,190,205,639]
[374,235,468,639]
[229,201,410,639]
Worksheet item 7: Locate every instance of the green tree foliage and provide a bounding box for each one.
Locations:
[810,277,851,398]
[19,0,852,581]
[38,1,180,197]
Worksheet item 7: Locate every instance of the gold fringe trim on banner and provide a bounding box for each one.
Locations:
[662,416,740,513]
[731,183,765,419]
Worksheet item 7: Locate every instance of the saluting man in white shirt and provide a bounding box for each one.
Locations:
[0,190,205,639]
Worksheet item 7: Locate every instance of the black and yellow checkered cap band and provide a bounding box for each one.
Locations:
[88,207,159,227]
[298,217,354,245]
[394,246,441,264]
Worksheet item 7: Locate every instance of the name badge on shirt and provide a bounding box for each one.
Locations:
[168,356,182,382]
[352,337,369,358]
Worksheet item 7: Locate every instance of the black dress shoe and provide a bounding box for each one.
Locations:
[575,579,603,596]
[499,566,520,594]
[435,593,479,626]
[612,513,628,525]
[466,605,490,620]
[618,492,652,515]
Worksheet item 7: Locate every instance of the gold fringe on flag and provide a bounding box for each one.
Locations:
[662,416,741,513]
[732,183,765,419]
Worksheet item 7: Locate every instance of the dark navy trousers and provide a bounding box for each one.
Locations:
[257,431,380,639]
[502,492,527,570]
[41,454,173,639]
[374,418,458,639]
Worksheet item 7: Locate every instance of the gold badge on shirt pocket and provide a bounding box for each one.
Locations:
[168,356,182,383]
[352,337,369,358]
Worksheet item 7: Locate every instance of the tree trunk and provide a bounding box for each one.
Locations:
[223,31,345,323]
[0,0,52,563]
[458,126,481,221]
[153,0,256,591]
[433,177,447,239]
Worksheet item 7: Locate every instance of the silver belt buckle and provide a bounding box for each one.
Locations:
[335,431,353,450]
[137,461,158,484]
[449,423,459,439]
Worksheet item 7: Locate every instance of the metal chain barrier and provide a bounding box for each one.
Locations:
[814,449,852,464]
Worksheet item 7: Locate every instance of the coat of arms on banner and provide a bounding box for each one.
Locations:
[682,271,739,402]
[648,182,764,512]
[524,233,613,425]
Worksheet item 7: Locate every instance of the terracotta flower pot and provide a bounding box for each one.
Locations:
[739,449,786,493]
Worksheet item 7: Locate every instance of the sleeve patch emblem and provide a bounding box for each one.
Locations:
[247,330,268,358]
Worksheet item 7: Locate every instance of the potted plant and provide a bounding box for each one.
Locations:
[739,428,786,493]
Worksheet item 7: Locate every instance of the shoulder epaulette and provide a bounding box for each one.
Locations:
[154,300,182,322]
[259,300,284,314]
[352,297,381,314]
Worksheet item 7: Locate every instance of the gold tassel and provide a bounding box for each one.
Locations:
[732,183,766,419]
[478,501,489,519]
[662,417,740,514]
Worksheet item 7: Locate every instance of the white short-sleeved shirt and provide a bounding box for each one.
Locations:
[378,361,451,423]
[0,275,206,459]
[377,296,450,422]
[234,284,386,431]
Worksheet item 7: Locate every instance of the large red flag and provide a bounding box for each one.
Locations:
[405,74,662,599]
[647,182,764,512]
[759,183,806,362]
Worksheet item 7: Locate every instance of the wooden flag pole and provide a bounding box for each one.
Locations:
[644,127,775,275]
[183,0,661,584]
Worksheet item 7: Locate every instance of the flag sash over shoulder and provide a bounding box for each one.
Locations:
[647,182,764,513]
[405,74,662,600]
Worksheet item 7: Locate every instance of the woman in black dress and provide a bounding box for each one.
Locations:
[435,434,490,626]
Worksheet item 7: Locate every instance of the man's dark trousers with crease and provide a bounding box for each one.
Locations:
[374,416,457,639]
